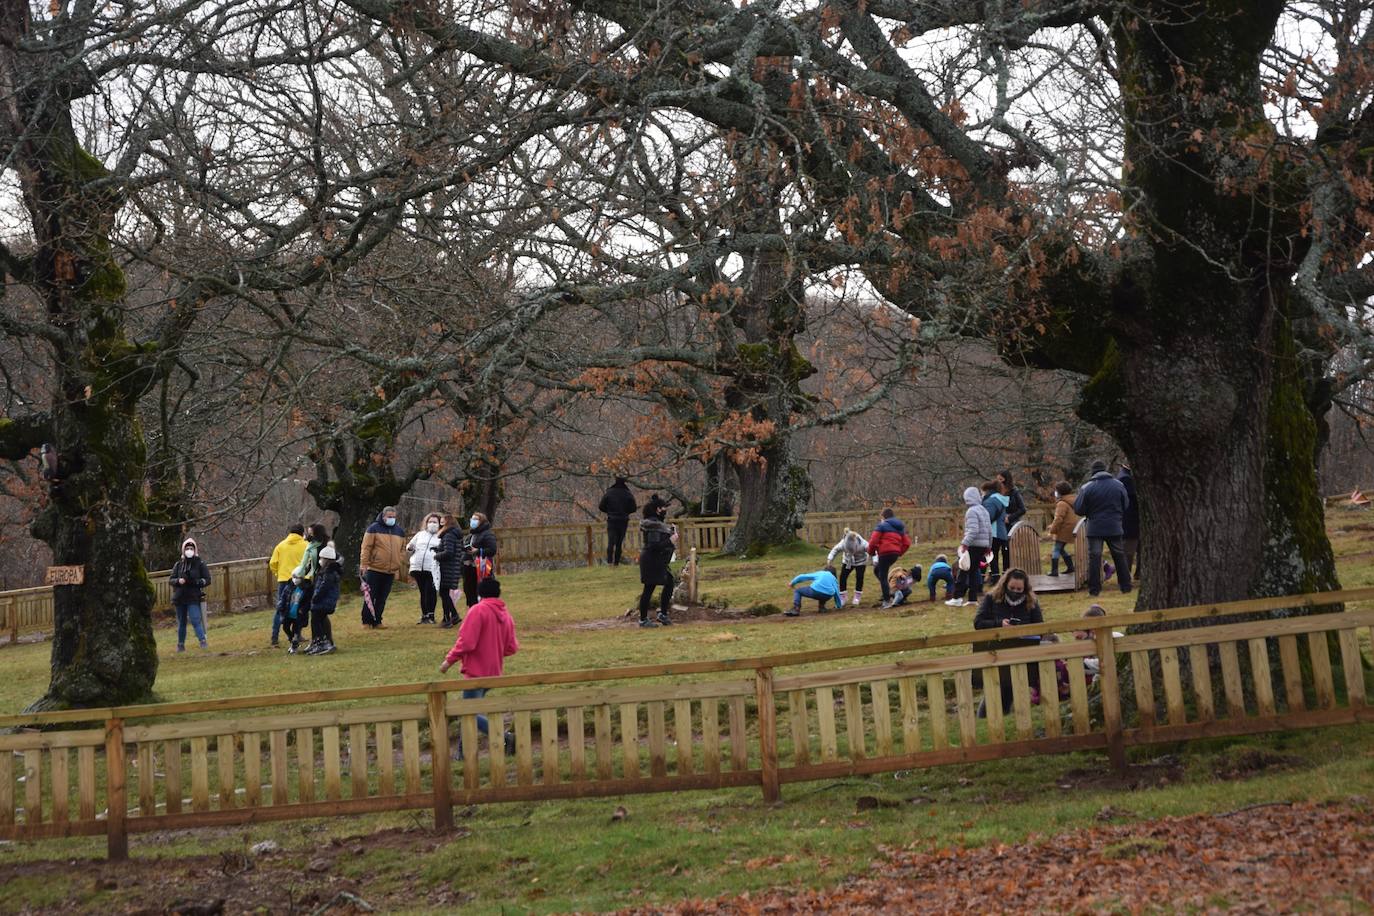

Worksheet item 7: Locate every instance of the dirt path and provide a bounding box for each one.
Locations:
[623,799,1374,914]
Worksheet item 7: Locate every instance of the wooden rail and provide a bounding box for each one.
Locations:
[0,587,1368,859]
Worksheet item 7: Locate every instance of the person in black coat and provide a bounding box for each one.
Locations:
[1117,462,1140,579]
[637,495,677,628]
[432,514,466,627]
[305,543,342,655]
[598,477,637,566]
[1073,460,1133,597]
[972,568,1044,717]
[171,537,212,652]
[461,512,499,609]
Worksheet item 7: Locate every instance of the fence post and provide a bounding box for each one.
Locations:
[1095,629,1127,773]
[688,548,699,604]
[222,563,234,613]
[7,596,16,646]
[428,690,454,830]
[754,667,781,803]
[585,525,595,568]
[105,718,128,861]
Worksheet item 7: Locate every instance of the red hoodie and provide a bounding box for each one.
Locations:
[442,597,519,678]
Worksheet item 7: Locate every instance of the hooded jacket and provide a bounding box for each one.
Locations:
[309,561,342,614]
[1048,493,1080,542]
[961,487,992,548]
[442,596,519,678]
[171,538,212,606]
[983,492,1009,541]
[268,532,307,584]
[433,525,466,589]
[598,482,637,520]
[868,518,912,558]
[638,517,675,585]
[360,510,407,577]
[827,532,870,569]
[1073,471,1130,538]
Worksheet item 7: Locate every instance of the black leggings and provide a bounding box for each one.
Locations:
[439,583,461,624]
[411,570,437,619]
[639,574,675,619]
[838,565,865,591]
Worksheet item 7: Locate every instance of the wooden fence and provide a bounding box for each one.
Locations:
[2,506,1047,644]
[0,587,1369,859]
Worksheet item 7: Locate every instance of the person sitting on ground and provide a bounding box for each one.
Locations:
[439,576,519,758]
[827,527,871,607]
[305,542,342,656]
[786,565,843,617]
[926,553,955,602]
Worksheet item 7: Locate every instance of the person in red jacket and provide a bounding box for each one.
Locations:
[869,507,913,608]
[439,577,519,756]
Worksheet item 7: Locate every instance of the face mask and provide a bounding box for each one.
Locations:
[184,549,195,559]
[384,517,396,526]
[1006,591,1026,606]
[469,517,480,529]
[427,522,440,534]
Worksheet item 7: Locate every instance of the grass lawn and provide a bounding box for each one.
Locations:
[2,509,1373,913]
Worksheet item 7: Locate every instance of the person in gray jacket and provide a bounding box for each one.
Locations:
[1073,459,1133,597]
[948,486,992,607]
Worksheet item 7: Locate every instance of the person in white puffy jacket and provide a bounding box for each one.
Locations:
[826,528,871,607]
[407,512,444,624]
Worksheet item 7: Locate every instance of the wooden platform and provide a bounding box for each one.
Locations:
[1030,573,1078,594]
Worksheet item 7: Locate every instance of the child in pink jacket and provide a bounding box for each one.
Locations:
[439,577,519,755]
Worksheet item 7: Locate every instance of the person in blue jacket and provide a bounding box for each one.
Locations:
[926,554,955,602]
[304,542,342,656]
[786,566,842,617]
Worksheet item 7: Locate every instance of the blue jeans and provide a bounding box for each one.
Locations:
[793,585,830,610]
[927,568,955,600]
[175,603,207,648]
[462,687,491,736]
[272,582,292,642]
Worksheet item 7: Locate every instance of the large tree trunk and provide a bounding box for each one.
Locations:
[1081,2,1340,613]
[0,48,160,707]
[307,478,410,587]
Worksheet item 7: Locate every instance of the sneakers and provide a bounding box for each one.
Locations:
[784,608,801,617]
[316,641,336,655]
[944,598,965,607]
[441,619,455,628]
[199,642,208,650]
[287,640,299,655]
[655,613,673,626]
[270,638,280,648]
[638,618,659,628]
[852,590,862,606]
[176,645,185,653]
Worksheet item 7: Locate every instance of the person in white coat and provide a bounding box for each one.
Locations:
[407,512,444,624]
[827,528,871,606]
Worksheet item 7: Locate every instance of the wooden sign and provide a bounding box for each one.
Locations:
[45,565,85,586]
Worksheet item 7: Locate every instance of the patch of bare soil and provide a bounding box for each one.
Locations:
[1055,754,1186,792]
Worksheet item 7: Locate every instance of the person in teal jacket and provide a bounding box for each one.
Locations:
[927,554,955,601]
[982,480,1010,579]
[786,566,842,617]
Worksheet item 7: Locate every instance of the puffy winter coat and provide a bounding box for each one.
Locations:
[466,523,498,563]
[360,511,407,577]
[827,533,870,569]
[868,518,912,558]
[1073,471,1130,538]
[407,528,443,586]
[961,487,992,547]
[1048,494,1079,542]
[309,563,342,614]
[639,518,675,585]
[434,526,466,590]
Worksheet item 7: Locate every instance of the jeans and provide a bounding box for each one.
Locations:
[927,568,954,600]
[362,570,394,625]
[1087,536,1132,595]
[1051,541,1074,574]
[606,517,629,565]
[838,565,865,592]
[272,581,292,642]
[792,585,830,610]
[462,687,491,736]
[175,602,207,648]
[411,570,437,619]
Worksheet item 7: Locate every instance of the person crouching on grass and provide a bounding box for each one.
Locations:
[786,565,843,617]
[304,542,341,655]
[439,577,519,758]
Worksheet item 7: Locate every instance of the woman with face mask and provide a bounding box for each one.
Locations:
[972,568,1044,718]
[171,537,212,652]
[461,512,499,609]
[432,513,466,627]
[406,512,444,624]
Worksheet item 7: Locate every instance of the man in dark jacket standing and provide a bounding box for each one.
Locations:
[1117,462,1140,580]
[1073,460,1133,597]
[598,477,637,566]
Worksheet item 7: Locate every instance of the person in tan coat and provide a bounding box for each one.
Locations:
[359,506,407,628]
[1045,481,1079,578]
